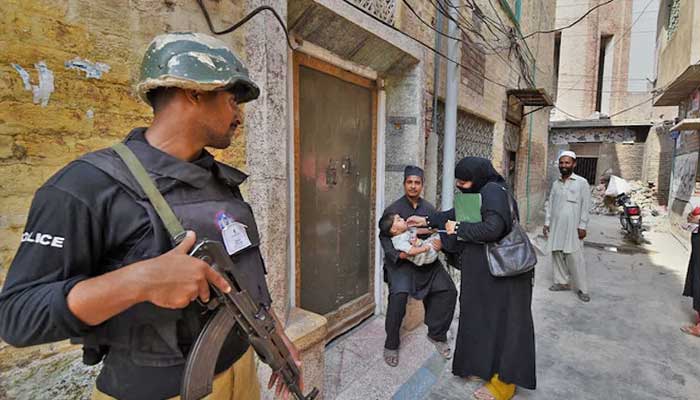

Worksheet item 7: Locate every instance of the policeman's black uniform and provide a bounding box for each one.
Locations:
[0,128,272,400]
[380,195,457,351]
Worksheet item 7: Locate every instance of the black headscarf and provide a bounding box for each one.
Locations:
[454,157,505,193]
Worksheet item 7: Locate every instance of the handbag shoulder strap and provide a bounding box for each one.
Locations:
[484,182,519,224]
[111,142,187,245]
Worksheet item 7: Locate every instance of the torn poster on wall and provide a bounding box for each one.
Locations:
[11,61,55,107]
[64,58,110,79]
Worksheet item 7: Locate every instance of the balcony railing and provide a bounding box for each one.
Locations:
[349,0,397,25]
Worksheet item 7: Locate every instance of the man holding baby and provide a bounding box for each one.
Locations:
[378,165,457,367]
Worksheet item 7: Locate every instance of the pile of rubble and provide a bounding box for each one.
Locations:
[590,179,661,216]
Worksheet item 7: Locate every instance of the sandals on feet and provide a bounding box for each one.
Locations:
[549,284,570,292]
[681,325,700,337]
[383,348,399,367]
[472,386,496,400]
[427,336,452,359]
[577,290,591,302]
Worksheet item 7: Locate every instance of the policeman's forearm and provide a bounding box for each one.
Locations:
[66,264,147,326]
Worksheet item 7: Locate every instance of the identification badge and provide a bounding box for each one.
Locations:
[222,221,252,255]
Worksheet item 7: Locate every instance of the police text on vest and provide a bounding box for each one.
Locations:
[21,232,65,248]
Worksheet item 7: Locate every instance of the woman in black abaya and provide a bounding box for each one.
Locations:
[409,157,536,400]
[682,210,700,337]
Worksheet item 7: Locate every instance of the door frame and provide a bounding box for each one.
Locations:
[292,52,378,340]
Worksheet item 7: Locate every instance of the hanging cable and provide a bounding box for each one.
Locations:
[196,0,297,50]
[522,0,617,39]
[429,0,534,88]
[340,0,511,89]
[556,0,655,96]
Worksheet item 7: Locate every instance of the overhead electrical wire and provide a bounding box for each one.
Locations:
[195,1,297,50]
[340,0,511,89]
[522,0,617,39]
[556,0,656,98]
[429,0,535,88]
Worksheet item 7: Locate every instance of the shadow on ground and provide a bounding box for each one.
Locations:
[326,215,700,400]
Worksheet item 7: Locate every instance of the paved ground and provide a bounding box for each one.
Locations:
[326,215,700,400]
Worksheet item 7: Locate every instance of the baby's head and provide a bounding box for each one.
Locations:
[379,213,408,237]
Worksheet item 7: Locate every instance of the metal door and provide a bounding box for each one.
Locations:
[294,54,376,338]
[574,157,598,184]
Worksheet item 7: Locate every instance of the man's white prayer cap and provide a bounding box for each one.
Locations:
[558,150,577,161]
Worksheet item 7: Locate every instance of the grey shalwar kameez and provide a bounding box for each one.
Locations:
[545,173,591,293]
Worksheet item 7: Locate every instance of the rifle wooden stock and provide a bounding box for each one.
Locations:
[181,240,319,400]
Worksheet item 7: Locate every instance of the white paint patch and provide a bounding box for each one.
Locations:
[11,64,32,90]
[151,32,230,51]
[167,57,181,69]
[33,61,54,107]
[187,52,218,69]
[12,61,55,106]
[86,109,94,119]
[65,58,111,79]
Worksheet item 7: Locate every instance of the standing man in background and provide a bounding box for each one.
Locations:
[544,151,592,303]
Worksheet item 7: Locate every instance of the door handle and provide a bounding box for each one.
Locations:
[341,156,352,176]
[326,159,337,186]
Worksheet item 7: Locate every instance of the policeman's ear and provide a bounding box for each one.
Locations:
[183,89,205,105]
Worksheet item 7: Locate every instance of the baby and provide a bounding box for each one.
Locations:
[379,213,440,266]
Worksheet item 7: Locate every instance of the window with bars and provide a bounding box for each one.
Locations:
[667,0,681,39]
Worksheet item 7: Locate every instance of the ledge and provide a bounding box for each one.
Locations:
[286,307,328,352]
[671,118,700,132]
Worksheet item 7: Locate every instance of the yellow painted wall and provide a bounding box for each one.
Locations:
[0,0,248,371]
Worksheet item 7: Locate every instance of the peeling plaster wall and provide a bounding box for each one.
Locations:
[0,0,252,395]
[383,65,425,204]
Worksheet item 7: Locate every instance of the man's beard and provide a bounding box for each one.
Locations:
[559,167,573,177]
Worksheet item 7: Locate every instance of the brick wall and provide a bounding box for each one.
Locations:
[613,143,646,181]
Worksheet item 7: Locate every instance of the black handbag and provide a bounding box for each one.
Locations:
[484,184,537,277]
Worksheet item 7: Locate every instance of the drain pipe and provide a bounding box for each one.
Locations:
[431,0,444,173]
[440,0,460,211]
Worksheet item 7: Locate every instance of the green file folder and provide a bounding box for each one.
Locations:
[455,193,482,223]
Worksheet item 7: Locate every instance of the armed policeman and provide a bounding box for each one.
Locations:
[0,32,300,400]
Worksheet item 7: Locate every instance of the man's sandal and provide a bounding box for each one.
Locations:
[548,284,570,292]
[681,325,700,337]
[427,336,452,359]
[383,348,399,367]
[577,290,591,302]
[472,386,497,400]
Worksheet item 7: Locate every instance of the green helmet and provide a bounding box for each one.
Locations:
[136,32,260,105]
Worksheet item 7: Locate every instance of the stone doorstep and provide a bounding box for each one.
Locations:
[286,307,328,352]
[285,307,328,399]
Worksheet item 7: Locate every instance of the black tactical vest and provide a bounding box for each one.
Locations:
[77,131,271,372]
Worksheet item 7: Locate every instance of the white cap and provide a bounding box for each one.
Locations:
[558,150,577,161]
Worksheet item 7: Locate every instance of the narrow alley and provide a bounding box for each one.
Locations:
[326,215,700,400]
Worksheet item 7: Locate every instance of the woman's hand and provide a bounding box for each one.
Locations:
[430,237,442,252]
[407,216,428,227]
[445,220,458,235]
[688,213,700,224]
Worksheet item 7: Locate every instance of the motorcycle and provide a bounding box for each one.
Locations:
[616,193,643,243]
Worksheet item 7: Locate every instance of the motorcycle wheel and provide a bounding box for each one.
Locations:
[619,213,628,231]
[630,224,642,244]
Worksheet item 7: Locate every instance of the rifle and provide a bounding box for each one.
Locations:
[181,239,319,400]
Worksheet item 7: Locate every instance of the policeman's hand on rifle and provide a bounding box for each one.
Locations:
[135,231,232,309]
[67,231,232,326]
[268,312,303,400]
